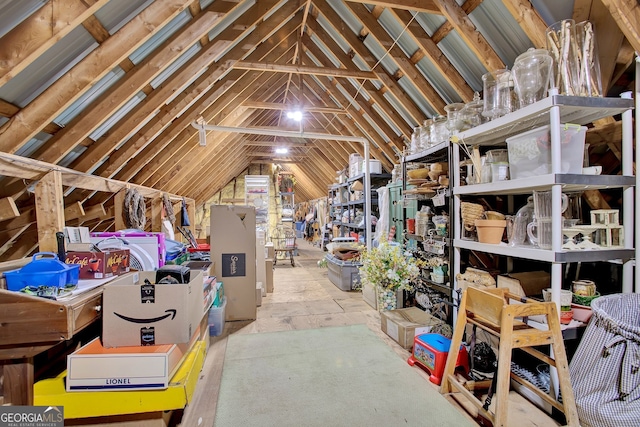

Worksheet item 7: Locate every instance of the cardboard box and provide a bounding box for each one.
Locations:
[210,205,257,321]
[497,271,550,297]
[380,307,446,349]
[256,282,262,307]
[265,242,275,260]
[256,230,266,290]
[265,259,273,293]
[66,338,187,391]
[102,271,204,347]
[65,249,130,280]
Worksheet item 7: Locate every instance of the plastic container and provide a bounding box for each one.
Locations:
[506,124,587,179]
[208,296,227,336]
[325,253,362,291]
[4,252,80,291]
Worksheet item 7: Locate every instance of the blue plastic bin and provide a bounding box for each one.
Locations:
[4,252,80,291]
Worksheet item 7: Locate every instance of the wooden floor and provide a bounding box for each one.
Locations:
[179,239,560,427]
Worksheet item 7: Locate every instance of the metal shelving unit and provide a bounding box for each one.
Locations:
[451,94,635,309]
[328,173,390,243]
[401,141,455,313]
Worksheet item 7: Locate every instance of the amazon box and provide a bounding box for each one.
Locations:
[102,270,204,348]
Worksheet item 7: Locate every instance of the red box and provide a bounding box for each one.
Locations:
[188,243,210,253]
[407,333,469,385]
[65,249,130,280]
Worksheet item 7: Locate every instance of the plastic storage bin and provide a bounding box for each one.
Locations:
[4,252,80,291]
[506,124,587,179]
[208,296,227,336]
[325,253,362,291]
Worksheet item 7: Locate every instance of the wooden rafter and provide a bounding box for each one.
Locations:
[0,0,191,153]
[233,61,378,80]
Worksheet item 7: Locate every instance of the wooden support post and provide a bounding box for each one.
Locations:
[114,189,126,230]
[0,197,20,221]
[151,196,163,232]
[3,358,34,405]
[187,199,196,235]
[64,201,85,221]
[35,171,64,253]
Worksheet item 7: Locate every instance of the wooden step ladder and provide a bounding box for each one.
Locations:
[439,287,579,426]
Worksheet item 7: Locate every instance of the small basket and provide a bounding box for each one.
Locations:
[432,189,446,207]
[461,202,484,230]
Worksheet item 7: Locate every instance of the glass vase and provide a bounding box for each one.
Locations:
[575,20,602,97]
[545,19,580,96]
[377,288,397,312]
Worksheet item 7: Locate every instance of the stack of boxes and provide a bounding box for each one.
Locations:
[66,269,207,392]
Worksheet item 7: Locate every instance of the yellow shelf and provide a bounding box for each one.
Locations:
[34,340,206,419]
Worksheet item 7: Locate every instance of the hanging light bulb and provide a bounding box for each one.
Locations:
[286,110,303,121]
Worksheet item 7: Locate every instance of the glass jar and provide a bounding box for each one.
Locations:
[430,115,448,145]
[444,103,465,134]
[482,69,512,120]
[512,48,553,108]
[460,92,484,130]
[410,126,421,154]
[420,119,432,150]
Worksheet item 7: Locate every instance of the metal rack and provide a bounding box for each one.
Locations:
[401,141,455,311]
[450,93,635,311]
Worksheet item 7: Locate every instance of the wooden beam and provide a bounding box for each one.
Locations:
[0,197,20,221]
[0,0,110,87]
[500,0,550,49]
[312,0,426,124]
[30,8,233,165]
[242,101,346,114]
[68,0,293,177]
[579,0,626,96]
[600,0,640,54]
[126,35,299,191]
[251,160,304,164]
[0,0,191,154]
[341,0,440,14]
[345,2,447,114]
[233,61,378,80]
[64,201,85,221]
[435,0,505,72]
[35,171,65,253]
[243,141,311,147]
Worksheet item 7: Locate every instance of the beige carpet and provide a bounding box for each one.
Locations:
[214,324,475,426]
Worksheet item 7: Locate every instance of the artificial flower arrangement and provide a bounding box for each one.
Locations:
[359,242,423,311]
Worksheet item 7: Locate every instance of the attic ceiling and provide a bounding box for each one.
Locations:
[0,0,637,257]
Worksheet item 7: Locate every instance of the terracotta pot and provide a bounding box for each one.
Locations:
[560,309,574,325]
[475,219,507,244]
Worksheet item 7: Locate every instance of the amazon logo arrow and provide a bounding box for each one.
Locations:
[113,309,177,324]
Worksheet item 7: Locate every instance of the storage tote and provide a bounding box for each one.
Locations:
[4,252,80,291]
[569,293,640,427]
[506,124,586,179]
[208,296,227,336]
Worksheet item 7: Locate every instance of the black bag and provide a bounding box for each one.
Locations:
[180,198,191,227]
